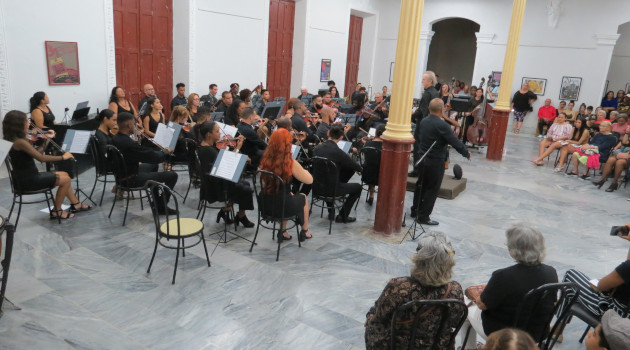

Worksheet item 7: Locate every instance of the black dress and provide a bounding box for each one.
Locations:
[143,113,164,135]
[8,148,57,192]
[361,140,382,185]
[116,101,135,115]
[197,145,254,210]
[37,107,56,129]
[258,173,305,225]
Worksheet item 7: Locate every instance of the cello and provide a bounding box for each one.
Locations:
[466,76,490,146]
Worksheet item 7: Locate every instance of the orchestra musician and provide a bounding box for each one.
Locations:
[170,83,187,110]
[189,106,212,144]
[215,91,233,114]
[409,71,439,177]
[361,124,386,205]
[169,106,193,163]
[141,97,165,139]
[253,89,271,115]
[138,84,157,116]
[186,93,200,122]
[369,92,389,124]
[94,109,117,156]
[316,106,336,141]
[29,91,56,130]
[3,110,92,220]
[290,100,313,136]
[109,86,144,137]
[309,95,324,115]
[225,99,247,127]
[236,107,267,168]
[200,83,219,108]
[329,86,340,98]
[259,128,313,242]
[229,83,240,100]
[197,121,255,228]
[112,112,178,215]
[284,97,299,118]
[462,88,484,144]
[313,124,362,223]
[239,89,252,105]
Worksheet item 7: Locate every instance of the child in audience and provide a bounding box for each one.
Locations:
[584,310,630,350]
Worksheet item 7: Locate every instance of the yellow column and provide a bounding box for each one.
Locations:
[494,0,527,112]
[382,0,425,141]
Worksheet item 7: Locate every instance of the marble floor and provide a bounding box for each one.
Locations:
[0,132,627,350]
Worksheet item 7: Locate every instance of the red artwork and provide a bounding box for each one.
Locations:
[45,41,80,85]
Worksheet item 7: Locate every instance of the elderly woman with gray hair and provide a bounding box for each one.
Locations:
[364,232,465,349]
[460,224,558,350]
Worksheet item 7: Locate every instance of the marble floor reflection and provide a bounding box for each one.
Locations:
[0,133,624,349]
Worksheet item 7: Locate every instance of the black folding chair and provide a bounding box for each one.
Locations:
[144,181,210,284]
[310,156,348,235]
[389,299,468,350]
[88,135,115,206]
[250,170,301,261]
[105,145,147,226]
[5,156,59,227]
[182,138,199,203]
[357,146,381,209]
[0,217,16,318]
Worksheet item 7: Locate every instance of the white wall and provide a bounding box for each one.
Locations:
[607,22,630,95]
[0,0,112,120]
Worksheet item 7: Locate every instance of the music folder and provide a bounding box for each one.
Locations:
[210,149,248,183]
[216,122,238,138]
[337,140,351,153]
[0,139,12,165]
[61,130,91,154]
[368,128,376,137]
[154,122,182,150]
[210,112,224,122]
[291,144,301,159]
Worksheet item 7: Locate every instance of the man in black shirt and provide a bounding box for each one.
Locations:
[200,83,219,108]
[313,125,362,223]
[409,71,440,177]
[170,83,187,110]
[112,112,178,214]
[369,92,389,123]
[138,84,157,116]
[215,91,232,114]
[309,95,323,115]
[290,100,312,135]
[236,107,266,167]
[411,98,470,225]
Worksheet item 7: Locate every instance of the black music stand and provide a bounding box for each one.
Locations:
[260,101,285,120]
[62,130,97,206]
[401,141,437,243]
[210,112,224,122]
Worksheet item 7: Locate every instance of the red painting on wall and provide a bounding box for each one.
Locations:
[45,41,80,85]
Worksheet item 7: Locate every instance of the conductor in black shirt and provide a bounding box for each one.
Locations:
[411,99,470,225]
[112,112,178,214]
[313,125,362,223]
[236,107,267,168]
[409,71,439,177]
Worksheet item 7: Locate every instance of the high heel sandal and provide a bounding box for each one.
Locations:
[216,209,234,224]
[606,182,619,192]
[277,229,292,243]
[70,202,93,213]
[235,214,254,228]
[50,209,74,220]
[593,178,606,189]
[299,229,312,242]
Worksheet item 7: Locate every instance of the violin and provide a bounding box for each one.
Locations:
[216,136,238,150]
[28,120,63,152]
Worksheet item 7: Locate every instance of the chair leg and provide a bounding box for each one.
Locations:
[109,188,119,218]
[99,176,107,206]
[182,239,186,257]
[89,175,98,205]
[7,195,17,223]
[172,239,181,284]
[147,237,159,273]
[122,194,130,226]
[139,191,144,211]
[183,182,191,204]
[276,222,281,262]
[249,221,261,253]
[46,191,61,224]
[578,325,591,343]
[14,196,24,228]
[461,325,472,349]
[200,233,211,267]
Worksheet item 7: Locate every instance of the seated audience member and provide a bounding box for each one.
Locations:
[557,100,568,115]
[612,114,628,137]
[361,124,386,205]
[609,110,620,123]
[189,106,211,143]
[587,106,594,115]
[484,328,538,350]
[561,229,630,317]
[617,90,626,103]
[596,110,611,124]
[215,91,233,114]
[593,137,630,192]
[565,100,578,122]
[618,95,630,113]
[170,83,187,110]
[568,121,617,179]
[576,103,589,120]
[364,232,464,350]
[536,118,589,171]
[197,122,253,227]
[537,99,557,137]
[584,310,630,350]
[225,99,246,127]
[461,224,557,348]
[112,112,178,214]
[602,91,618,112]
[258,128,313,242]
[313,124,362,223]
[532,112,572,165]
[236,107,266,167]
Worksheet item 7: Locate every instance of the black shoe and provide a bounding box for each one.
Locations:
[580,174,590,180]
[366,197,374,205]
[277,230,292,243]
[235,214,254,228]
[417,218,439,225]
[158,207,178,215]
[606,182,619,192]
[408,171,419,177]
[216,209,234,224]
[566,172,578,176]
[299,229,312,242]
[593,179,606,188]
[335,215,356,223]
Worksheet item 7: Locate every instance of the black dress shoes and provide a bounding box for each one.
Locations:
[417,218,439,225]
[158,207,178,215]
[408,170,419,177]
[335,215,356,223]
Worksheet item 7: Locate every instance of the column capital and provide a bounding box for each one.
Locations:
[594,34,620,46]
[420,30,434,42]
[475,32,496,44]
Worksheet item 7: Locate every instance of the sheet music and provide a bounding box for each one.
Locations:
[337,140,351,153]
[154,123,175,149]
[291,144,301,159]
[0,139,12,165]
[216,122,238,138]
[68,130,91,154]
[368,128,376,137]
[211,150,242,181]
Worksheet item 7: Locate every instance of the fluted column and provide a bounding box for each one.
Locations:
[374,0,424,236]
[487,0,527,160]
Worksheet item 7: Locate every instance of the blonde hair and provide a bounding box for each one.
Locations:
[170,105,190,123]
[186,93,199,111]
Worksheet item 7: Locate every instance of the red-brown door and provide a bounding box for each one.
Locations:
[267,0,295,101]
[344,15,363,98]
[113,0,173,115]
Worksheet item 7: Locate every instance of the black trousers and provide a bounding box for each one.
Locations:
[134,170,178,208]
[328,182,361,218]
[537,118,553,135]
[411,156,445,221]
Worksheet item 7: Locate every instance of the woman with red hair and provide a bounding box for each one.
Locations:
[259,128,313,241]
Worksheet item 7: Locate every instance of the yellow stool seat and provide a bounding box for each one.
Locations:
[159,218,203,237]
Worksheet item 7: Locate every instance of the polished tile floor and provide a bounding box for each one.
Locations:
[0,133,627,349]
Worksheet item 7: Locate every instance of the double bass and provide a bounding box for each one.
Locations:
[466,76,490,146]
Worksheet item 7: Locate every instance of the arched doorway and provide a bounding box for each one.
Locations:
[426,18,480,88]
[606,22,630,97]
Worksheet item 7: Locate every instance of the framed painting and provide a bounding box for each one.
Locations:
[320,59,331,82]
[521,77,547,95]
[45,41,80,85]
[491,71,502,86]
[559,76,582,100]
[389,62,395,82]
[625,83,630,94]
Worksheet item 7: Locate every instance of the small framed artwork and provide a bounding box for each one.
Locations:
[491,71,502,86]
[559,76,582,100]
[389,62,395,82]
[625,83,630,94]
[320,59,331,82]
[45,41,80,85]
[521,77,547,95]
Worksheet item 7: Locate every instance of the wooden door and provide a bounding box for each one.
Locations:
[113,0,173,114]
[267,0,295,101]
[344,15,363,98]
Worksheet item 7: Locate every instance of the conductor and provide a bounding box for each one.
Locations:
[411,98,470,225]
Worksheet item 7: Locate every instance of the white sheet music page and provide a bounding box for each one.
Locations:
[0,139,12,164]
[154,123,174,149]
[337,140,350,152]
[216,122,239,138]
[214,150,240,181]
[368,128,376,137]
[69,130,91,153]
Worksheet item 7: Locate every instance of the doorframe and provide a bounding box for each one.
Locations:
[103,0,116,92]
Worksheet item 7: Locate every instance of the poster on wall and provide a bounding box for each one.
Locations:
[625,83,630,94]
[521,77,547,96]
[389,62,395,82]
[491,71,502,86]
[559,76,582,100]
[320,59,331,82]
[45,41,80,85]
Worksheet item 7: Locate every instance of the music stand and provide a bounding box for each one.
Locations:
[300,96,313,107]
[273,97,286,102]
[260,101,285,120]
[450,97,471,113]
[401,141,437,243]
[61,129,96,206]
[339,114,357,126]
[339,104,354,114]
[71,101,90,120]
[210,112,224,122]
